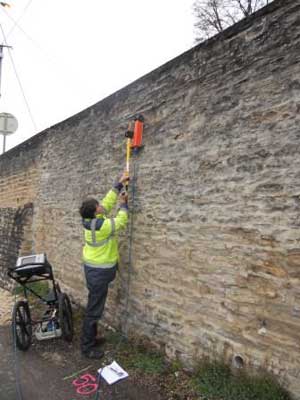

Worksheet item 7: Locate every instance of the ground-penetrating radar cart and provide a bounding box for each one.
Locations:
[8,254,73,351]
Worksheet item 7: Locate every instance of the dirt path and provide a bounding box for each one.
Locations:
[0,287,164,400]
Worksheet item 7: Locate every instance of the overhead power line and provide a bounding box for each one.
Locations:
[0,24,38,133]
[0,1,37,45]
[0,2,81,110]
[5,0,33,39]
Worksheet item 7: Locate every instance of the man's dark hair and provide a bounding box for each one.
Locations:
[79,198,99,219]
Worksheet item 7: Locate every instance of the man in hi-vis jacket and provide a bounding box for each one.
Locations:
[79,172,129,359]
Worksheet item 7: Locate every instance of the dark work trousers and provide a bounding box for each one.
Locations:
[81,264,117,354]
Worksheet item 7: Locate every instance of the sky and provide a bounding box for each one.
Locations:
[0,0,196,152]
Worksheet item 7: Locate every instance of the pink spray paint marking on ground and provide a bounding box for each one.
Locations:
[72,373,98,396]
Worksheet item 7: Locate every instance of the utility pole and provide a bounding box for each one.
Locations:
[0,44,4,99]
[0,43,12,98]
[0,43,17,153]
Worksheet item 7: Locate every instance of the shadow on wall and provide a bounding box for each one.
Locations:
[0,202,34,290]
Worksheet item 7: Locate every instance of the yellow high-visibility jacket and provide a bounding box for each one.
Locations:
[82,188,128,268]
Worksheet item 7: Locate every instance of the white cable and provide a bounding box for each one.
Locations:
[0,4,82,115]
[3,0,33,39]
[0,24,38,132]
[12,286,24,400]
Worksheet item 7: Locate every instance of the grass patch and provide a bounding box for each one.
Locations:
[192,360,291,400]
[126,351,165,374]
[169,358,184,373]
[106,330,125,346]
[104,331,165,375]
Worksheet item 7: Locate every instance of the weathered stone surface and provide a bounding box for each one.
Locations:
[0,204,33,289]
[0,0,300,397]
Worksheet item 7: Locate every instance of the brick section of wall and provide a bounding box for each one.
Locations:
[0,168,40,208]
[0,0,300,397]
[0,204,34,289]
[0,136,41,208]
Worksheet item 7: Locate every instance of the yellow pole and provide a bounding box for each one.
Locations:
[125,123,132,192]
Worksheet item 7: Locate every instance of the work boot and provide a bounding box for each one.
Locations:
[82,349,104,359]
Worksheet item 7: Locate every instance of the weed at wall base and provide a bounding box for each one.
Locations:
[191,360,291,400]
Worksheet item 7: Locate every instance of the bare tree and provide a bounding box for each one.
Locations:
[193,0,271,42]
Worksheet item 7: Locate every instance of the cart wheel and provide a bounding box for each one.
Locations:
[12,300,32,351]
[58,293,73,342]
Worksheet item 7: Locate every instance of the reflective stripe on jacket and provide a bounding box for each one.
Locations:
[82,189,128,268]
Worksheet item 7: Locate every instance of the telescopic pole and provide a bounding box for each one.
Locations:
[125,122,133,193]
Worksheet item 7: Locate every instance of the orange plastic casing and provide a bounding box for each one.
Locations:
[132,119,144,148]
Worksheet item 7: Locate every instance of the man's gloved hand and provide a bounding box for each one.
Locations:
[118,171,130,184]
[114,171,130,193]
[119,192,128,206]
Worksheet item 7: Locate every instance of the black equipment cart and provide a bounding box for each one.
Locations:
[8,253,73,351]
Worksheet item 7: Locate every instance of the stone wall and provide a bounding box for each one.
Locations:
[0,0,300,396]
